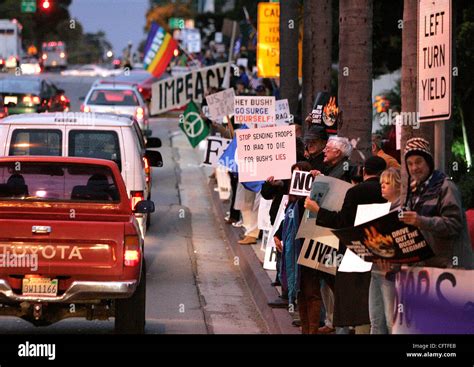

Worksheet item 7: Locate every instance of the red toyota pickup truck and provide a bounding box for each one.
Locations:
[0,156,154,333]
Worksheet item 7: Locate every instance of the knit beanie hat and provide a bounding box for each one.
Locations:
[404,137,434,174]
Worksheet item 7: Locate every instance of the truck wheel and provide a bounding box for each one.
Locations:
[115,262,146,334]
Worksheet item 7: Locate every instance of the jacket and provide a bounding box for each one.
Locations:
[405,170,474,269]
[316,177,386,231]
[315,176,386,327]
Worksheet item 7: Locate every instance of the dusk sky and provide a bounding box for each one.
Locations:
[69,0,149,57]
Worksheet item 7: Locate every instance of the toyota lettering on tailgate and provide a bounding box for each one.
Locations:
[0,245,83,260]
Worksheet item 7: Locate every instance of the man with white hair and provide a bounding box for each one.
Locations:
[322,136,354,182]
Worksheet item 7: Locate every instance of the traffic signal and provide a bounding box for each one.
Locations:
[40,0,51,11]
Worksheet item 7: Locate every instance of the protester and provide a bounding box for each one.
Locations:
[261,175,290,302]
[400,138,474,269]
[304,125,328,173]
[255,85,267,96]
[323,136,354,181]
[238,65,250,88]
[304,156,387,334]
[372,134,401,169]
[235,183,260,245]
[369,167,401,334]
[277,161,312,317]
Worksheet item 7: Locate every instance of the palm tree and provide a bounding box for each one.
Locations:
[337,0,373,163]
[280,0,300,117]
[302,0,333,123]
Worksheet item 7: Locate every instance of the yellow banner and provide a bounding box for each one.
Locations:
[257,2,280,78]
[257,2,302,79]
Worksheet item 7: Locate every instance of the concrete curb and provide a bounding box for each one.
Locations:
[207,180,299,334]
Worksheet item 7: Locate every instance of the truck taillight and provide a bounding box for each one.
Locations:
[130,190,144,211]
[124,235,140,267]
[135,107,144,120]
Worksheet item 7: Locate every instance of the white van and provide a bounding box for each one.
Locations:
[0,112,162,237]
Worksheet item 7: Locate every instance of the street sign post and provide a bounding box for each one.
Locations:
[257,2,280,78]
[21,0,36,13]
[417,0,452,122]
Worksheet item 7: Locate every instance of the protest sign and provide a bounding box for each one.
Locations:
[332,211,434,263]
[236,125,296,182]
[289,170,314,196]
[263,245,278,270]
[275,99,290,124]
[265,195,288,250]
[338,249,373,273]
[234,96,276,125]
[297,239,338,275]
[180,101,209,148]
[151,63,229,115]
[205,88,235,122]
[393,267,474,334]
[202,137,231,167]
[296,176,352,250]
[258,197,273,231]
[215,165,231,200]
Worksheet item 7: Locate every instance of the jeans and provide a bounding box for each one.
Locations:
[369,271,396,334]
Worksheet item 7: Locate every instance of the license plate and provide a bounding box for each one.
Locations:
[22,278,58,297]
[4,96,17,105]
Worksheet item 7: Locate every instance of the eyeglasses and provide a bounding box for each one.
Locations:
[323,145,339,152]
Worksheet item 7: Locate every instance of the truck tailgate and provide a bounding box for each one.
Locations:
[0,219,125,277]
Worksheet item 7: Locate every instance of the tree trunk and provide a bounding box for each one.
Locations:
[280,0,300,117]
[302,0,333,125]
[337,0,373,164]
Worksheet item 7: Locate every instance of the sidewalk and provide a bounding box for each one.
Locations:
[207,179,299,334]
[171,130,298,334]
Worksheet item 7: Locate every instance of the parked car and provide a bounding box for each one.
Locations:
[81,84,150,133]
[0,76,70,114]
[0,156,153,333]
[0,112,162,236]
[95,70,159,103]
[20,57,42,75]
[0,97,7,119]
[61,64,121,78]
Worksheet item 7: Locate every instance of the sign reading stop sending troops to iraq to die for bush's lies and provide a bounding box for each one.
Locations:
[236,125,296,182]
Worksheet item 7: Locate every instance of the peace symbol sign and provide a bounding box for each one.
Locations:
[183,112,204,138]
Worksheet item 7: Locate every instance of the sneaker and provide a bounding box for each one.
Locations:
[232,220,243,228]
[224,214,230,221]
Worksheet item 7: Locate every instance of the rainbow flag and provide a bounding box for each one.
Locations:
[143,24,177,78]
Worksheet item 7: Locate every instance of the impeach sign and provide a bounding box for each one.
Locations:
[151,63,229,115]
